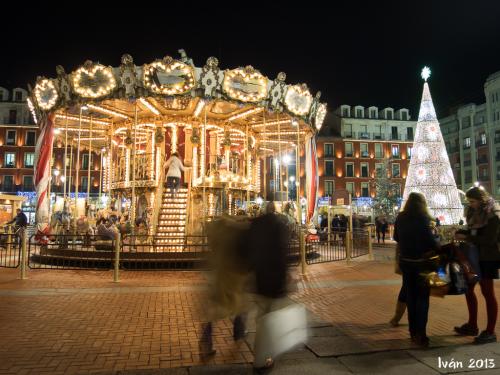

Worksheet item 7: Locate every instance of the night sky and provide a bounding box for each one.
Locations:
[1,1,499,119]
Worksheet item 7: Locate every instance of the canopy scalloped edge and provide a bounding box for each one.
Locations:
[28,51,327,131]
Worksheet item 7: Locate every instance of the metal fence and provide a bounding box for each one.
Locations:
[0,228,21,268]
[120,235,210,270]
[306,229,347,264]
[22,227,372,271]
[351,228,370,258]
[28,234,116,270]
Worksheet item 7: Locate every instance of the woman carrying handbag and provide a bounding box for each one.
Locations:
[394,193,440,347]
[454,187,500,344]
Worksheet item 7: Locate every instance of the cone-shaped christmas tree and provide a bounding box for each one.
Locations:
[402,67,463,224]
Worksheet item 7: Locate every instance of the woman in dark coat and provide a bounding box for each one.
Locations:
[394,192,440,347]
[454,187,500,344]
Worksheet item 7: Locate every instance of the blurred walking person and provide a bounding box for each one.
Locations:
[198,215,251,358]
[394,192,440,347]
[249,202,304,372]
[454,187,500,344]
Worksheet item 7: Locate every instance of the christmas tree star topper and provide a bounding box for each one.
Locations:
[421,66,431,81]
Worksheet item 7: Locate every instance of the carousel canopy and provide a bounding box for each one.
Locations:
[28,51,327,154]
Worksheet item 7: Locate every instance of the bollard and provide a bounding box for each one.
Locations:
[6,225,11,255]
[113,232,121,283]
[367,226,373,260]
[20,230,27,280]
[346,230,352,263]
[300,230,307,275]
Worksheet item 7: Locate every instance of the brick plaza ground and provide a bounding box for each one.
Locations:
[2,244,500,374]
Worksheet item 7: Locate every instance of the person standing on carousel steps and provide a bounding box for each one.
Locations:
[164,152,186,199]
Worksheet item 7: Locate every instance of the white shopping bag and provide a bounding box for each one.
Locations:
[254,303,308,366]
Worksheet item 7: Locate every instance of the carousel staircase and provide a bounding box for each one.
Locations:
[154,187,188,251]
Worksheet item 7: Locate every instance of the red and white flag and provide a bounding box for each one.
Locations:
[34,112,55,241]
[305,134,318,223]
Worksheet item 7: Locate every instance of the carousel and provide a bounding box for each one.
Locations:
[28,51,325,252]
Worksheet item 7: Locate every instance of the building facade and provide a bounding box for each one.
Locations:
[440,71,500,198]
[317,105,417,205]
[0,87,102,221]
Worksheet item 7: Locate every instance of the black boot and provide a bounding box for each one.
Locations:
[199,322,216,358]
[233,314,247,341]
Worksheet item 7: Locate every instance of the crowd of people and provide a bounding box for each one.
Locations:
[391,187,500,348]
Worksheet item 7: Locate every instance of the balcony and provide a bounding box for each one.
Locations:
[476,141,488,147]
[373,133,385,140]
[361,151,369,158]
[358,132,370,140]
[464,160,472,167]
[391,154,401,159]
[344,132,353,139]
[345,152,354,158]
[390,134,402,141]
[463,144,471,150]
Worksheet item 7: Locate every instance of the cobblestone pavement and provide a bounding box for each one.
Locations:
[1,246,500,374]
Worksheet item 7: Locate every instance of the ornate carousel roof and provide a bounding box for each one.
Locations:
[28,50,327,153]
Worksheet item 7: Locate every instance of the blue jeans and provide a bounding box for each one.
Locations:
[401,262,430,338]
[166,176,180,195]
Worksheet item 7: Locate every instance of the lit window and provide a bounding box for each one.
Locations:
[24,153,34,168]
[360,143,369,157]
[324,181,334,196]
[391,145,400,157]
[5,153,15,168]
